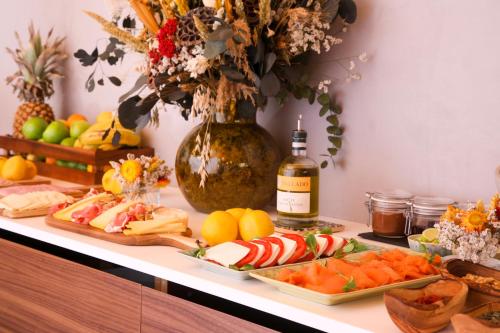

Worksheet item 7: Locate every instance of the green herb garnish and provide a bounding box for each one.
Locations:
[342,276,356,292]
[305,233,318,259]
[228,264,255,271]
[319,226,333,235]
[188,246,206,258]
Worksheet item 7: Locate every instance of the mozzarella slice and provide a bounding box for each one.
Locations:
[314,235,329,257]
[277,236,297,265]
[203,242,249,267]
[260,243,279,268]
[322,235,336,256]
[248,242,265,266]
[331,236,346,252]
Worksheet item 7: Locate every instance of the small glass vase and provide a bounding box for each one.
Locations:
[124,186,161,206]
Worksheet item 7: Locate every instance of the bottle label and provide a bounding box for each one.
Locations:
[277,176,310,192]
[277,191,311,214]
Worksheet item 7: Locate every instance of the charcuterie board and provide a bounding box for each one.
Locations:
[45,215,197,250]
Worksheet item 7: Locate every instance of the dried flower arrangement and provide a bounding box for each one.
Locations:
[110,154,172,200]
[79,0,365,184]
[435,195,500,263]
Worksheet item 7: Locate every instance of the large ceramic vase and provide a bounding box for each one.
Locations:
[175,109,281,213]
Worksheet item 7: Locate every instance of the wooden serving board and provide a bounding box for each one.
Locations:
[0,177,51,188]
[0,207,51,219]
[45,215,198,250]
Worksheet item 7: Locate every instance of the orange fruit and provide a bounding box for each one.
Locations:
[66,114,88,127]
[45,157,56,165]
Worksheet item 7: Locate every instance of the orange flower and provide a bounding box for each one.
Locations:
[460,210,488,232]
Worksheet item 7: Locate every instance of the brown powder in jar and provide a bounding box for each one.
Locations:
[372,211,406,237]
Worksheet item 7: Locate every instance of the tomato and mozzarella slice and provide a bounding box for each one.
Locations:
[233,240,260,268]
[332,236,347,252]
[298,235,329,262]
[282,234,307,264]
[318,234,335,257]
[203,242,250,267]
[261,236,284,267]
[274,235,297,265]
[251,240,273,268]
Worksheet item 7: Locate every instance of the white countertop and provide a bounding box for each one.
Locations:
[0,185,450,333]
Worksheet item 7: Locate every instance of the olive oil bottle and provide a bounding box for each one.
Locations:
[276,115,319,228]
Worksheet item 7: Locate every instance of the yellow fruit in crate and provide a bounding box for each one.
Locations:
[102,169,122,194]
[96,111,113,124]
[0,157,7,172]
[226,208,246,221]
[24,160,37,179]
[87,165,94,173]
[1,156,27,181]
[238,210,274,241]
[201,211,239,246]
[120,160,142,183]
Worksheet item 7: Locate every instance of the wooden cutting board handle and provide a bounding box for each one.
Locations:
[156,234,200,250]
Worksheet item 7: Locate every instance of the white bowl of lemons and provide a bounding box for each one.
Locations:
[408,228,452,257]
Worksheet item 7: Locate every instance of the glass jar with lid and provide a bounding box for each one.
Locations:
[365,190,413,238]
[405,196,455,235]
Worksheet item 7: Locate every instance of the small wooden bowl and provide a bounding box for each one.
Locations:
[451,302,500,333]
[384,279,468,333]
[442,259,500,309]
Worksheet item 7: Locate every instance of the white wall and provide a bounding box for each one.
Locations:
[1,0,499,223]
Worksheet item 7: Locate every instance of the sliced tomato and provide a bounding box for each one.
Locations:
[282,234,307,264]
[298,244,319,262]
[261,237,284,267]
[318,234,334,257]
[233,240,259,268]
[252,240,272,268]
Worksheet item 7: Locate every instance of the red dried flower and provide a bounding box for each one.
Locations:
[164,19,178,36]
[148,49,161,64]
[158,39,176,58]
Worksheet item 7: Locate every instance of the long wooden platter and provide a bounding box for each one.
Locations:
[45,215,198,250]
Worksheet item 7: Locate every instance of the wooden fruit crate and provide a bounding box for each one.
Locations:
[0,135,154,185]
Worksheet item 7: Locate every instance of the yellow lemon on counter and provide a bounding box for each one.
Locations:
[120,160,142,183]
[226,208,246,221]
[239,210,274,241]
[102,169,122,194]
[24,160,37,179]
[201,211,239,246]
[0,157,7,173]
[1,156,27,181]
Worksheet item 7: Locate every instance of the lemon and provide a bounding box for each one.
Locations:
[422,228,439,242]
[226,208,246,221]
[24,160,37,179]
[0,157,7,173]
[201,211,238,246]
[238,210,274,241]
[2,156,27,181]
[120,160,142,183]
[102,169,122,194]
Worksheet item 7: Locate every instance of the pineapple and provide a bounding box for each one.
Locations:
[6,23,66,138]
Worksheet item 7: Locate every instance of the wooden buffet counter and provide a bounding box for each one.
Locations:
[0,185,455,333]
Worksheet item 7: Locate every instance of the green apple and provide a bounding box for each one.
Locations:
[60,137,76,147]
[43,121,69,144]
[66,161,78,169]
[76,163,88,171]
[70,120,90,139]
[56,160,69,167]
[22,117,48,140]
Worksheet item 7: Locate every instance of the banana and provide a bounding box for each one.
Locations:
[80,128,141,147]
[98,143,121,151]
[73,139,83,148]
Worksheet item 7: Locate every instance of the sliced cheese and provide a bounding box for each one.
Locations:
[331,236,345,252]
[277,236,297,265]
[314,235,329,257]
[0,191,71,211]
[89,201,139,230]
[124,220,186,235]
[152,207,189,228]
[203,242,250,267]
[248,242,265,266]
[261,243,279,268]
[53,193,112,221]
